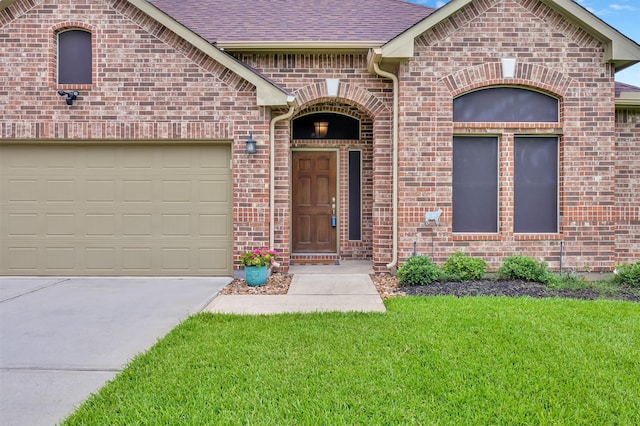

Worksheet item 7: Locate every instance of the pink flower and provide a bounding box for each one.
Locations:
[240,247,280,267]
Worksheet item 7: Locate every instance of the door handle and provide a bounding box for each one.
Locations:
[331,197,336,227]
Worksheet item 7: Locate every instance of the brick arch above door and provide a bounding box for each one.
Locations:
[293,81,390,119]
[295,101,374,118]
[442,62,573,99]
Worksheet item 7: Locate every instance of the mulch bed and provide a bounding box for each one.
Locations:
[219,273,292,295]
[220,272,639,302]
[373,274,640,302]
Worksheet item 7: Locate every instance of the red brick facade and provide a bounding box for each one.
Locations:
[395,0,622,271]
[234,53,394,269]
[1,0,272,273]
[615,109,640,264]
[1,0,637,275]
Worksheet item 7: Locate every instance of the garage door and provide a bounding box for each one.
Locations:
[0,143,233,276]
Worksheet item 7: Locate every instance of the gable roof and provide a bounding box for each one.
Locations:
[0,0,294,106]
[380,0,640,71]
[150,0,434,50]
[128,0,293,106]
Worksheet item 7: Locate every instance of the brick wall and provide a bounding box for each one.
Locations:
[2,0,634,274]
[0,0,272,269]
[397,0,620,271]
[615,108,640,264]
[237,53,394,269]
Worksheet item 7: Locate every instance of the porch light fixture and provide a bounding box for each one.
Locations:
[57,90,79,106]
[245,132,257,154]
[314,121,329,138]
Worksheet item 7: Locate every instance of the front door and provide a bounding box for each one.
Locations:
[292,151,337,253]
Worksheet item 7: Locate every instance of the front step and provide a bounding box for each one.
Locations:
[290,253,340,265]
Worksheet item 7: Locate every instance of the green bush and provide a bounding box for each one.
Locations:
[500,255,554,284]
[546,270,588,290]
[612,261,640,287]
[397,256,441,286]
[441,251,488,281]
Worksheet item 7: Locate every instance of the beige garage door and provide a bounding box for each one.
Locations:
[0,143,233,276]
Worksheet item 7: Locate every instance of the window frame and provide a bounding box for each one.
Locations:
[52,23,95,90]
[452,135,500,234]
[57,29,92,85]
[292,112,361,140]
[348,150,363,241]
[513,136,559,234]
[451,85,562,237]
[453,86,560,123]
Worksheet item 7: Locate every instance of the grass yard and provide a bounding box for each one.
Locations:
[64,297,640,425]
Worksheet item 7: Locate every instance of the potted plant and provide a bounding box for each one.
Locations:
[239,248,279,286]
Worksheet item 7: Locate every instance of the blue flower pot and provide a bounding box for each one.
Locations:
[245,265,269,287]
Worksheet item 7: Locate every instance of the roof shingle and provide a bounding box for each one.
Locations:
[616,81,640,97]
[150,0,434,44]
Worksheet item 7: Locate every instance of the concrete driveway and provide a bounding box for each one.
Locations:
[0,276,230,426]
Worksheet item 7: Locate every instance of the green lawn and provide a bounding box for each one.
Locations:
[64,297,640,425]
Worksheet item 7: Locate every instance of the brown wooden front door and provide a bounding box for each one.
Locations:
[292,151,337,253]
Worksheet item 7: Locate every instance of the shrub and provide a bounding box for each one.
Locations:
[546,270,588,290]
[500,255,554,284]
[441,251,488,281]
[612,261,640,287]
[397,256,441,286]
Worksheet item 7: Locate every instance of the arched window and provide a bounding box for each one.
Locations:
[452,87,559,234]
[58,29,92,85]
[453,87,558,122]
[292,113,360,140]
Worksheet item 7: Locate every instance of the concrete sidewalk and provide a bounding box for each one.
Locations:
[205,261,386,314]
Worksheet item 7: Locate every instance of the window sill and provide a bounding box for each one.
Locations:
[452,234,501,241]
[453,123,563,134]
[514,234,562,240]
[55,84,93,91]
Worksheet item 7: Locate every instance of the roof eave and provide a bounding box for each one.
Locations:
[127,0,292,107]
[616,92,640,109]
[217,40,383,53]
[380,0,473,59]
[378,0,640,69]
[0,0,20,11]
[540,0,640,66]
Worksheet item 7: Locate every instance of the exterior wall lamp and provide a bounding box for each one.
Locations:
[314,121,329,138]
[245,132,257,154]
[58,90,79,106]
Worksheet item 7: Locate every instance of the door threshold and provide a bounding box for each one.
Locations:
[290,253,340,265]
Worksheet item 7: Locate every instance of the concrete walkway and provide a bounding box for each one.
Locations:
[0,277,230,426]
[0,264,383,424]
[205,261,386,314]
